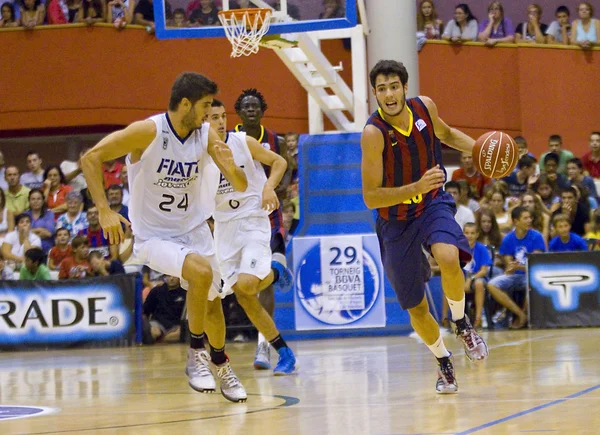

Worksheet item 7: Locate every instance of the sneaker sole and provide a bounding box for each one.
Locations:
[436,388,458,394]
[221,392,248,403]
[189,382,216,394]
[254,361,271,370]
[273,363,297,376]
[464,343,489,362]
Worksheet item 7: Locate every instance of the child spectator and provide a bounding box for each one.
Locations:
[442,3,478,43]
[486,207,546,329]
[445,181,475,230]
[546,5,571,44]
[168,7,186,27]
[552,186,590,236]
[319,0,344,19]
[282,200,297,240]
[567,157,599,199]
[20,0,44,29]
[88,250,125,276]
[571,1,599,49]
[539,134,574,174]
[56,191,88,238]
[48,227,72,270]
[26,189,55,256]
[79,205,116,259]
[79,0,104,24]
[20,248,51,280]
[520,191,550,244]
[549,214,588,252]
[515,3,547,44]
[1,213,41,269]
[476,208,503,250]
[21,151,45,190]
[189,0,218,25]
[58,236,92,279]
[534,174,561,212]
[478,1,515,45]
[142,275,186,344]
[416,0,443,39]
[502,155,537,199]
[542,153,569,193]
[43,165,72,219]
[581,131,600,179]
[487,188,512,233]
[106,0,132,29]
[0,2,19,26]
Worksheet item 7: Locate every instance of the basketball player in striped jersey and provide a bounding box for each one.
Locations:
[81,72,248,402]
[207,99,296,375]
[361,60,488,394]
[234,88,294,370]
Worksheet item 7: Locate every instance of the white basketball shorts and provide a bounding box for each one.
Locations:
[131,221,230,301]
[214,215,272,294]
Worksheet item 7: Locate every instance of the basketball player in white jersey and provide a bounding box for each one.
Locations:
[81,72,248,402]
[208,99,296,374]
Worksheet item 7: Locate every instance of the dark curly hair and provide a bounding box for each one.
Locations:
[234,88,268,114]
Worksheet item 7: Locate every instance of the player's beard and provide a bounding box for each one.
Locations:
[182,106,201,131]
[377,96,406,118]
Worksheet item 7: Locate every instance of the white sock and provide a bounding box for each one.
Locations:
[427,335,451,359]
[258,332,267,346]
[272,252,287,267]
[446,296,465,322]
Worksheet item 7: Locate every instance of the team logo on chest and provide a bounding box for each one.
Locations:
[154,158,199,189]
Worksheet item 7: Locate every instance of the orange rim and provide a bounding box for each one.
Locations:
[218,8,272,22]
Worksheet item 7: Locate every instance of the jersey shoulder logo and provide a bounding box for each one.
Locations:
[163,136,168,150]
[415,119,427,132]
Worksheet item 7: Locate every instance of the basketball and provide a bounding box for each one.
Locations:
[472,131,519,179]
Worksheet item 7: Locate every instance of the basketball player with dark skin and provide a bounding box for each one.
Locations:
[235,88,293,370]
[361,60,488,394]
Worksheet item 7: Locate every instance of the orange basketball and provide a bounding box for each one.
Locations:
[472,131,519,179]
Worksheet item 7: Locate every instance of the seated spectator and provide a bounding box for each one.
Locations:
[285,132,299,184]
[451,152,491,200]
[107,184,129,223]
[79,205,117,259]
[271,0,300,21]
[88,250,125,276]
[20,248,51,280]
[571,181,598,211]
[47,0,68,23]
[502,154,537,200]
[60,148,88,194]
[552,186,590,236]
[462,223,491,329]
[542,152,569,193]
[486,206,546,329]
[20,151,45,190]
[570,1,599,49]
[26,189,55,256]
[189,0,218,26]
[442,3,478,43]
[0,254,14,280]
[456,180,480,213]
[47,227,72,270]
[1,213,42,269]
[282,200,298,238]
[134,0,154,33]
[120,165,129,207]
[445,181,475,230]
[58,236,92,279]
[5,166,31,215]
[478,1,515,45]
[20,0,44,28]
[56,191,88,238]
[546,5,571,44]
[567,157,598,199]
[534,174,561,212]
[79,0,104,24]
[515,3,547,44]
[0,2,19,26]
[584,207,600,240]
[549,214,588,252]
[476,208,504,253]
[0,189,14,242]
[168,7,186,27]
[142,275,187,344]
[43,165,72,219]
[539,134,574,174]
[106,0,133,29]
[514,136,533,159]
[520,191,550,244]
[487,188,512,233]
[319,0,344,20]
[581,131,600,179]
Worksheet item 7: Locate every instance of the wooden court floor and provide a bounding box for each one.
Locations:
[1,329,599,434]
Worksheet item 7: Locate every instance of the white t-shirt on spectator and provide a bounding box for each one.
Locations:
[546,21,570,43]
[3,230,42,258]
[455,205,475,230]
[0,167,8,191]
[20,172,44,190]
[60,160,87,192]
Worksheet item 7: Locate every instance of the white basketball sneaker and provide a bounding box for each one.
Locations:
[186,348,216,393]
[216,361,247,403]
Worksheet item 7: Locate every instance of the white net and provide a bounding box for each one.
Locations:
[218,8,273,58]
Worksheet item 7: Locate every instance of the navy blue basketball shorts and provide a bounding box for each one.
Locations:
[376,196,472,310]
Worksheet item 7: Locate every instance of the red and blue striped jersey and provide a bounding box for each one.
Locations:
[365,97,444,222]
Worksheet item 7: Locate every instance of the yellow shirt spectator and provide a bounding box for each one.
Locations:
[6,186,31,214]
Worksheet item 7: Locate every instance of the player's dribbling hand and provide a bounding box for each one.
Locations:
[261,186,279,212]
[416,165,445,195]
[99,208,130,245]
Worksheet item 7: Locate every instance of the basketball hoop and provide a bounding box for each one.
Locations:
[218,8,273,58]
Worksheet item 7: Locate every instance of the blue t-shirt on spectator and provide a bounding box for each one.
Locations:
[549,233,588,252]
[463,242,492,276]
[499,229,546,274]
[502,172,528,198]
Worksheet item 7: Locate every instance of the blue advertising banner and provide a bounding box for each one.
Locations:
[528,252,600,328]
[0,274,139,349]
[293,234,386,330]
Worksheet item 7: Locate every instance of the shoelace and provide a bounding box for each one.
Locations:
[217,365,241,388]
[461,328,484,350]
[192,352,213,376]
[439,360,455,384]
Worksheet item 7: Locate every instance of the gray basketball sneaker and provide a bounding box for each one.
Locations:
[454,315,489,362]
[254,341,271,370]
[186,348,216,393]
[436,353,458,394]
[216,361,247,403]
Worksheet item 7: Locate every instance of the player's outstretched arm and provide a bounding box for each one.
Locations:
[421,96,475,154]
[361,125,445,209]
[247,136,288,211]
[81,120,155,244]
[207,127,248,192]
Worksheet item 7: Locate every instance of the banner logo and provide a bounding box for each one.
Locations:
[530,265,597,311]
